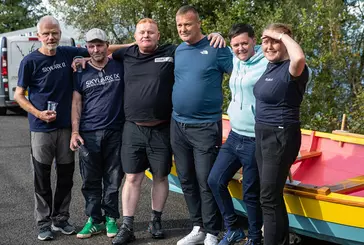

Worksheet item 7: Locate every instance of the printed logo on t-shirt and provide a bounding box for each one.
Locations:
[200,50,208,55]
[265,78,273,81]
[42,62,66,73]
[154,57,174,63]
[85,73,120,89]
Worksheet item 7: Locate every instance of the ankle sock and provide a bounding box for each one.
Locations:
[151,210,162,221]
[122,216,134,230]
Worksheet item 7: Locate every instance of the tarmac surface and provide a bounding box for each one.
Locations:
[0,111,334,245]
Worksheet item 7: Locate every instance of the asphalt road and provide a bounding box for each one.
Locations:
[0,111,334,245]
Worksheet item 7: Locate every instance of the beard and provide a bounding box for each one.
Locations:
[45,43,59,51]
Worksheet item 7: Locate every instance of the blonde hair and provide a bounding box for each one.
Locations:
[264,23,292,37]
[137,18,158,26]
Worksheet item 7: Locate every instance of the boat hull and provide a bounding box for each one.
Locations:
[155,169,364,245]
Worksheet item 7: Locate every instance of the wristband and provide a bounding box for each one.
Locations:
[72,131,79,135]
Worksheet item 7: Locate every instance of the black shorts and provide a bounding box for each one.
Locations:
[121,121,172,177]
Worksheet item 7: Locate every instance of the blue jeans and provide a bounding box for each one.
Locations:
[208,130,262,242]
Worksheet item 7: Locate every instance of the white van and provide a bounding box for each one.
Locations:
[0,35,75,115]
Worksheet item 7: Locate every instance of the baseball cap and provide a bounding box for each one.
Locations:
[85,28,108,42]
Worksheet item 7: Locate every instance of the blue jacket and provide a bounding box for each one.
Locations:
[227,46,268,137]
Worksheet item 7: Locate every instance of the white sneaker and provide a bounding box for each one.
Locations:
[204,233,218,245]
[177,226,206,245]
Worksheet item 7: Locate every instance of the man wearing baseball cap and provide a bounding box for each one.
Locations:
[70,28,125,239]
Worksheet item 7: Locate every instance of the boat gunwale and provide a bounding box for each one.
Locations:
[293,129,363,145]
[226,175,364,208]
[282,187,364,208]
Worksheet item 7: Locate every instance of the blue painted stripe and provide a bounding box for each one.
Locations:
[168,175,183,194]
[288,213,364,245]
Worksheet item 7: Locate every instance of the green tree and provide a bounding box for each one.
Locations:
[0,0,47,33]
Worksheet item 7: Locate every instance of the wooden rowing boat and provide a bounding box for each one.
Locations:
[146,116,364,244]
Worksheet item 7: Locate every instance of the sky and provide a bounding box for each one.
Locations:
[41,0,60,18]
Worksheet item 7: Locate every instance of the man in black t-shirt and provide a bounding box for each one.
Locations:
[112,18,174,245]
[15,16,89,241]
[70,28,125,240]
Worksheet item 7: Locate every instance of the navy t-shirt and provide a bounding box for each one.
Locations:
[172,37,233,123]
[18,46,89,132]
[112,44,175,122]
[73,59,124,132]
[253,60,309,126]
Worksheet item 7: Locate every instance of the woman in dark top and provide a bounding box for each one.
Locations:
[253,23,309,245]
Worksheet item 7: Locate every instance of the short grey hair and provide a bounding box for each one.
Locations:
[176,5,200,20]
[37,16,60,33]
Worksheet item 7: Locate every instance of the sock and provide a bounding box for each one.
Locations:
[151,210,162,221]
[122,216,134,230]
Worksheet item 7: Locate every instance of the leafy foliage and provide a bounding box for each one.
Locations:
[48,0,364,133]
[0,0,47,33]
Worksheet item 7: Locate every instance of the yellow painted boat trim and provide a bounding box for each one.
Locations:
[301,129,364,145]
[227,178,364,228]
[145,170,153,180]
[284,192,364,228]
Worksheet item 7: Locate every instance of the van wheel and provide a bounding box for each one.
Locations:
[0,107,7,115]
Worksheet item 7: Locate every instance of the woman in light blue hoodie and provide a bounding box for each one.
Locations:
[208,24,268,245]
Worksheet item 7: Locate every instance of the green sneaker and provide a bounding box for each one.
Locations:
[106,216,118,238]
[76,217,105,239]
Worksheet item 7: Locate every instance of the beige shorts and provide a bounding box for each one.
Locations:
[31,129,74,165]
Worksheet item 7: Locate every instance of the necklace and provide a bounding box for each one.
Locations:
[88,60,108,78]
[89,59,108,69]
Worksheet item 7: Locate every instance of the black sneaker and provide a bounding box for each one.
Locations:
[112,224,136,245]
[147,217,164,239]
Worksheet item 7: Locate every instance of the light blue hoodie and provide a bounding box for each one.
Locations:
[227,45,268,137]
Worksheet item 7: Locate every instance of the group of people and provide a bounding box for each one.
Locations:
[15,4,309,245]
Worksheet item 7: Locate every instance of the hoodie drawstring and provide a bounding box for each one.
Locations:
[240,65,248,110]
[233,71,238,102]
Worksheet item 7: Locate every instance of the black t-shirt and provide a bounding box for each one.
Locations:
[253,60,309,126]
[18,46,89,132]
[73,59,124,131]
[112,44,176,122]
